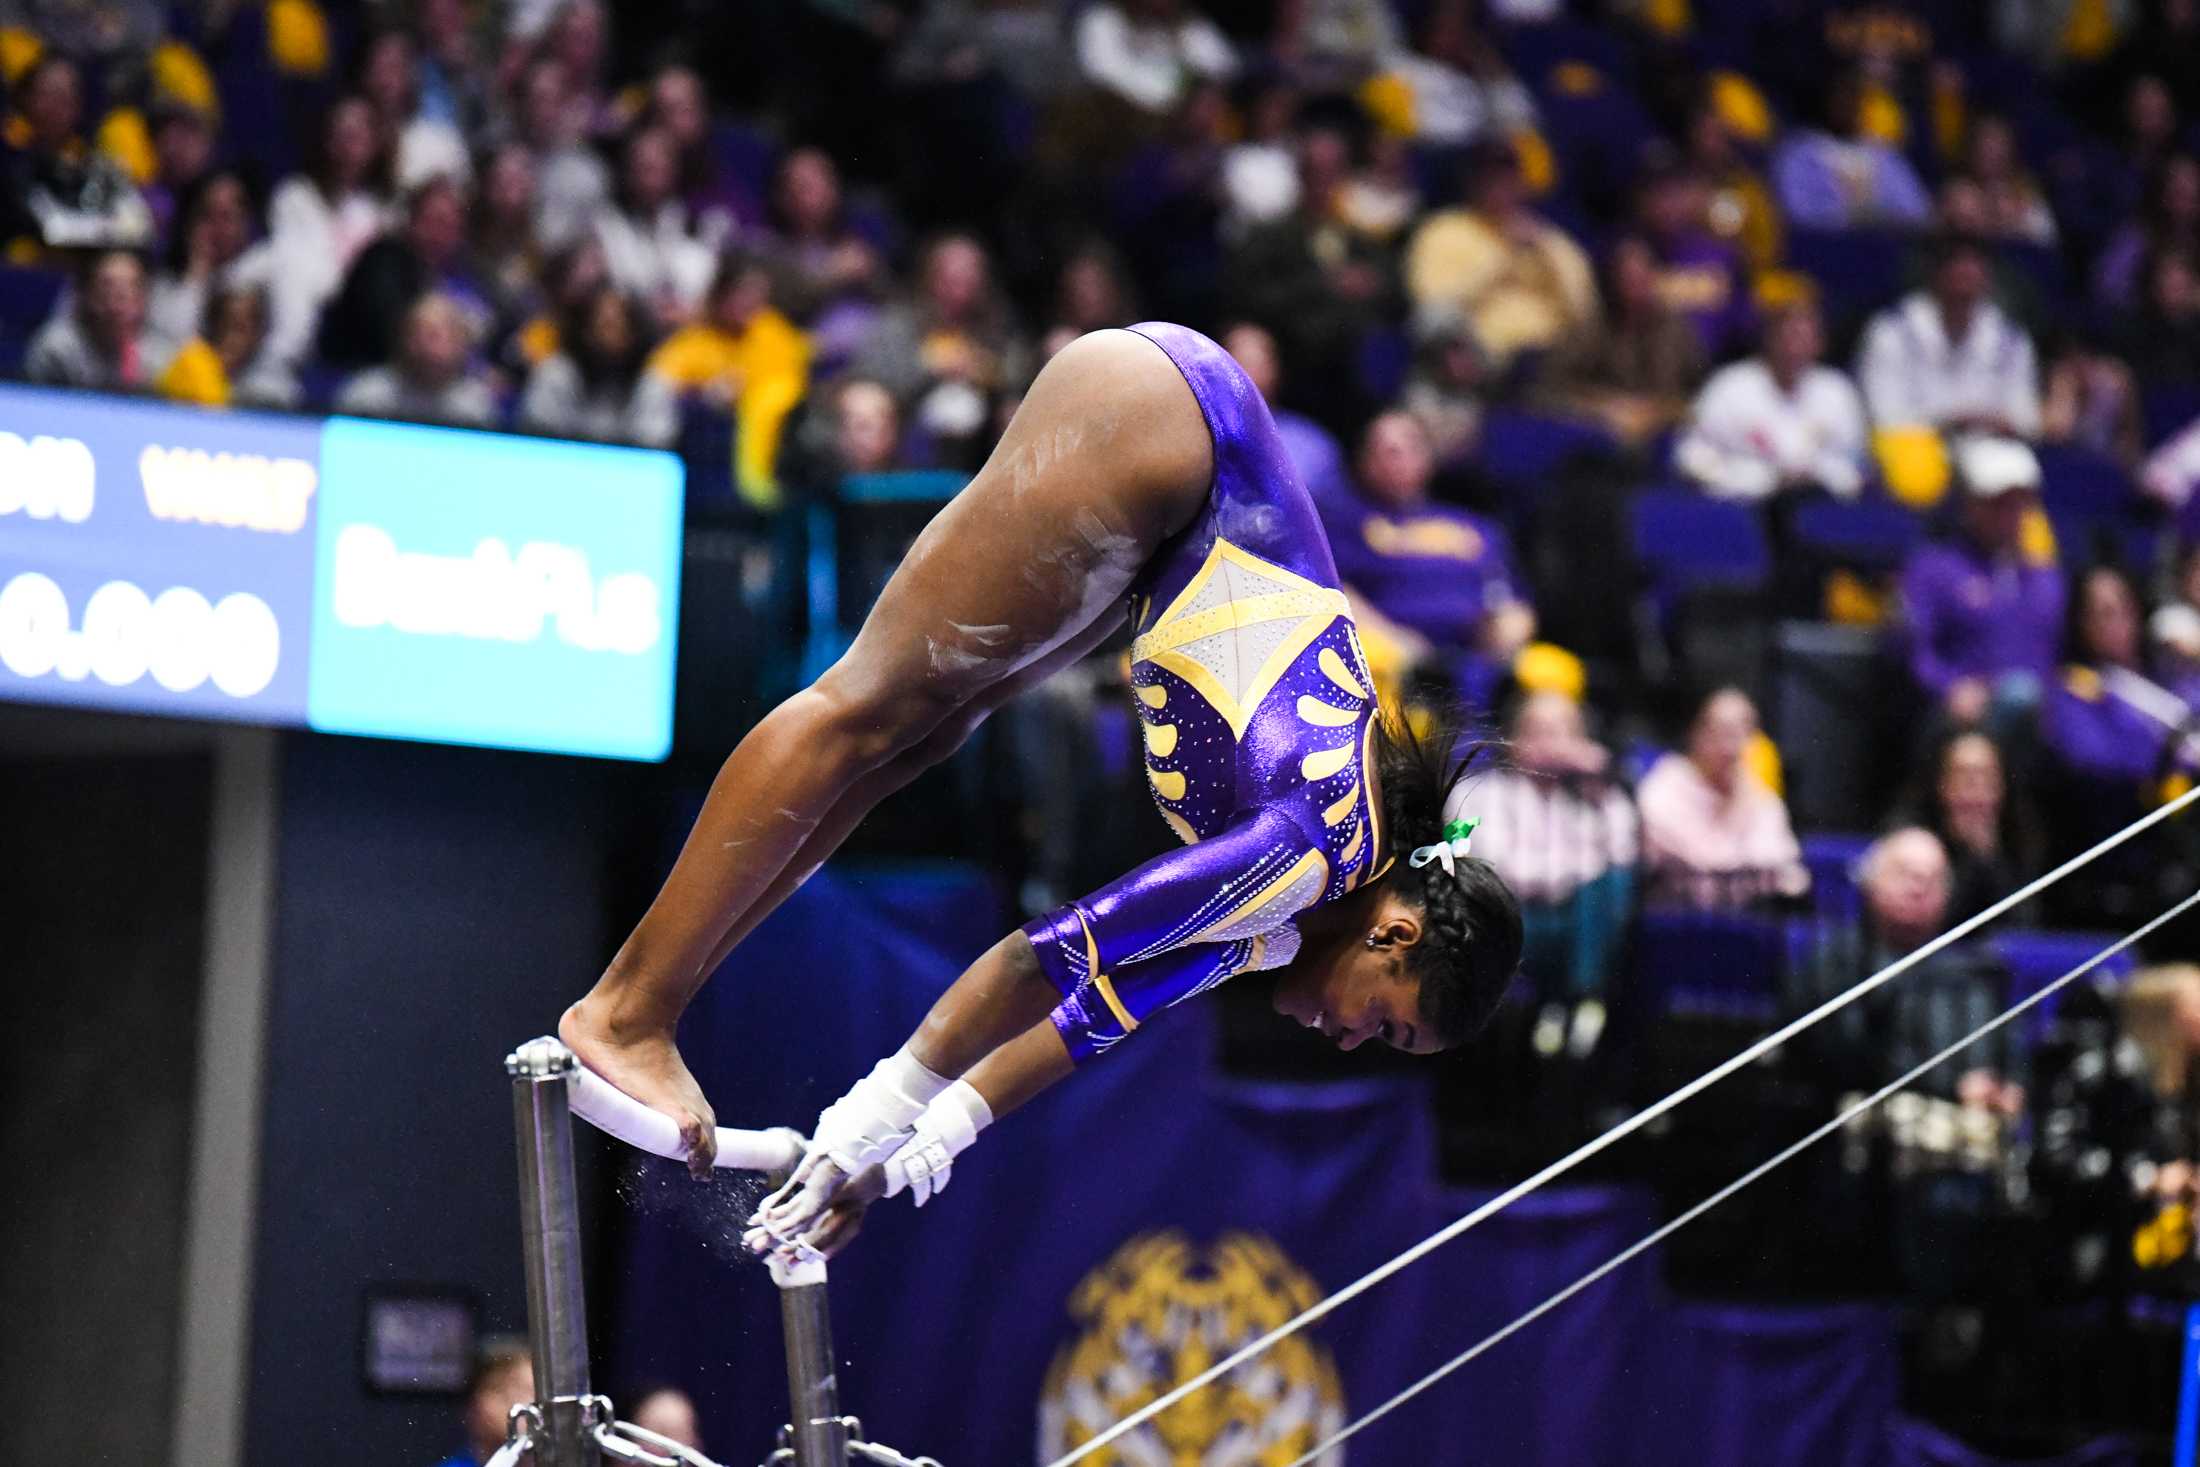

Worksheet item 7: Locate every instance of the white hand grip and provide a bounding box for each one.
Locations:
[566,1060,804,1173]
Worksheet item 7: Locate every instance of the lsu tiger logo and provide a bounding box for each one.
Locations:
[1037,1230,1347,1465]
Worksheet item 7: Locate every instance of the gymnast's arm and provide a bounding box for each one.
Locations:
[755,818,1303,1239]
[797,947,1247,1256]
[903,804,1307,1077]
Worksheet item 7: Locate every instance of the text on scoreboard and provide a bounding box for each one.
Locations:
[0,384,683,760]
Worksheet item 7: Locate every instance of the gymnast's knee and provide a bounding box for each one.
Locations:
[804,664,971,777]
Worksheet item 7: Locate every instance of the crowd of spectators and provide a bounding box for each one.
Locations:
[10,0,2200,1279]
[16,3,2200,1443]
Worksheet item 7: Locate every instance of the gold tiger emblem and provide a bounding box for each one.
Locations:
[1037,1230,1347,1466]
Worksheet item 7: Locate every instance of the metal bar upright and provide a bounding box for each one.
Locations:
[506,1037,595,1467]
[776,1259,850,1467]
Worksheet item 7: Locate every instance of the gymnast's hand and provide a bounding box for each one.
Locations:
[747,1047,950,1249]
[745,1164,887,1263]
[558,999,720,1176]
[747,1105,917,1245]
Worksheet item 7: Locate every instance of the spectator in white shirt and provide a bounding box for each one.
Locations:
[517,286,676,446]
[1447,690,1637,1057]
[1857,232,2041,438]
[1368,0,1537,148]
[336,291,496,428]
[358,27,472,194]
[1075,0,1238,116]
[594,125,717,329]
[514,55,611,253]
[261,95,392,368]
[1677,300,1869,502]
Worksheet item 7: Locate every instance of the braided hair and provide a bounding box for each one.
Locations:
[1371,705,1523,1047]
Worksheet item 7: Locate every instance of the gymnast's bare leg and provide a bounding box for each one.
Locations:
[561,330,1212,1171]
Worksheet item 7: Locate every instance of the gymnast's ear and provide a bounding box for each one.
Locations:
[1366,909,1423,956]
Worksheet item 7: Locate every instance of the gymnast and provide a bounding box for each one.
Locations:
[557,322,1523,1253]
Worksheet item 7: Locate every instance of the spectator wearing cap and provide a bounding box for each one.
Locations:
[1676,298,1869,503]
[1073,0,1238,117]
[1320,409,1534,707]
[1446,689,1638,1056]
[26,249,169,389]
[1405,140,1598,373]
[1221,320,1350,506]
[1771,68,1932,232]
[648,252,813,510]
[1858,233,2041,440]
[1900,435,2065,731]
[518,285,675,446]
[336,291,495,427]
[1637,684,1809,909]
[317,174,488,370]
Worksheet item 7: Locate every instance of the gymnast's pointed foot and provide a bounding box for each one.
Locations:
[558,996,719,1176]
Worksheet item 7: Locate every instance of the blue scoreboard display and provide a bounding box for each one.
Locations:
[0,385,683,761]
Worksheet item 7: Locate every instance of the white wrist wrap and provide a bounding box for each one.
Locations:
[887,1080,993,1206]
[812,1046,951,1173]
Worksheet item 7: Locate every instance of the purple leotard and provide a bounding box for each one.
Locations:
[1022,323,1389,1062]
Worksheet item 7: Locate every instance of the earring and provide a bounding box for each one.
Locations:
[1364,933,1380,949]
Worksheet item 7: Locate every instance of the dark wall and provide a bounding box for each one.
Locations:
[0,751,209,1462]
[245,732,647,1466]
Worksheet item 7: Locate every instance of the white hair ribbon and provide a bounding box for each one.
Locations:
[1408,817,1480,878]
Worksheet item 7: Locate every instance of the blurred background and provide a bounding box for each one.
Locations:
[10,0,2200,1462]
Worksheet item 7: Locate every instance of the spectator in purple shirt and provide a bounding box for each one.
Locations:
[2094,153,2200,312]
[2041,562,2199,923]
[1636,146,1756,360]
[1772,69,1932,233]
[1320,409,1535,706]
[1221,319,1349,507]
[1901,435,2065,732]
[2044,564,2191,788]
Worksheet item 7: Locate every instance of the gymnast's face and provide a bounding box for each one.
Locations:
[1271,899,1439,1055]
